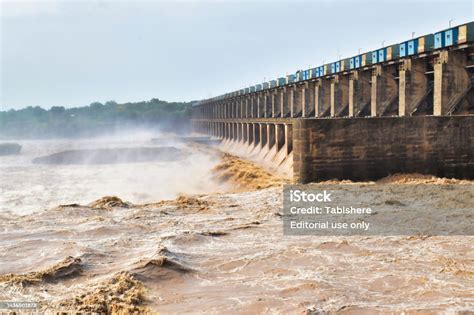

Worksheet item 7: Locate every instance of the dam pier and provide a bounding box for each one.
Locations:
[192,23,474,182]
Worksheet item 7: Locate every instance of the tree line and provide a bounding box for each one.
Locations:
[0,99,194,139]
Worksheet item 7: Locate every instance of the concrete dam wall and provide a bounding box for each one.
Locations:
[193,116,473,183]
[192,25,474,183]
[293,116,474,183]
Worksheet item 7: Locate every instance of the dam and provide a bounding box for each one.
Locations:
[192,22,474,182]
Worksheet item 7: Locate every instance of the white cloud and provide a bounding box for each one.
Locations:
[0,0,62,18]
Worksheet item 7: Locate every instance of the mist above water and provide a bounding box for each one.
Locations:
[0,129,227,215]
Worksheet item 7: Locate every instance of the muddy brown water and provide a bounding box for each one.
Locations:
[0,139,473,314]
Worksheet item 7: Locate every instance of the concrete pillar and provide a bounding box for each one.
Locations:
[237,123,242,141]
[288,87,296,117]
[260,123,267,148]
[243,123,248,143]
[275,124,285,151]
[330,75,350,117]
[371,64,398,117]
[253,123,260,146]
[246,97,251,118]
[349,70,371,117]
[281,87,291,117]
[252,95,258,117]
[264,92,271,118]
[433,50,470,116]
[285,124,293,156]
[292,85,303,117]
[267,124,276,149]
[245,97,250,118]
[302,82,315,117]
[273,90,281,117]
[315,78,331,117]
[233,123,237,141]
[257,93,263,118]
[249,95,254,118]
[260,93,266,118]
[248,123,254,145]
[399,58,428,116]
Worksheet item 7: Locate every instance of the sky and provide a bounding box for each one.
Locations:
[0,0,473,110]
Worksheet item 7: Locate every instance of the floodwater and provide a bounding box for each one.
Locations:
[0,137,473,314]
[0,135,226,215]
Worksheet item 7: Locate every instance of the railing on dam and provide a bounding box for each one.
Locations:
[193,50,474,122]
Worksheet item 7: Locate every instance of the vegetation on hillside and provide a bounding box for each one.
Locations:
[0,99,193,139]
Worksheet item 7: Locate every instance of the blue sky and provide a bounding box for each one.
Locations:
[1,0,473,110]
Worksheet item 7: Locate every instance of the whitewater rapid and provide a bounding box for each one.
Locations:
[0,136,226,215]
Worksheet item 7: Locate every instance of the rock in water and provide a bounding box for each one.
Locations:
[0,143,21,156]
[32,147,184,165]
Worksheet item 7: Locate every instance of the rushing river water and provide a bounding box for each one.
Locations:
[0,136,473,313]
[0,135,225,215]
